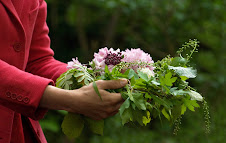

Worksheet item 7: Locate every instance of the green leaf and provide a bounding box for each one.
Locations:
[93,81,102,100]
[142,111,151,126]
[171,105,182,121]
[187,90,203,101]
[74,72,84,77]
[180,76,189,81]
[168,66,197,78]
[84,118,104,135]
[77,76,85,83]
[190,100,200,108]
[162,108,170,121]
[104,65,109,73]
[183,99,195,111]
[61,113,84,139]
[127,69,139,79]
[132,109,146,126]
[150,95,172,109]
[121,92,128,100]
[171,57,187,67]
[181,104,187,115]
[160,72,177,87]
[137,70,149,82]
[132,93,146,110]
[119,98,130,116]
[170,89,189,96]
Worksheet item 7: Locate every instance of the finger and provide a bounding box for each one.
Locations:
[109,101,123,116]
[101,90,124,103]
[95,79,128,90]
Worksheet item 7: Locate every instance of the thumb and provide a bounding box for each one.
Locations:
[96,79,128,90]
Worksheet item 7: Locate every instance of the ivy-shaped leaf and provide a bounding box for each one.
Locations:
[160,72,177,87]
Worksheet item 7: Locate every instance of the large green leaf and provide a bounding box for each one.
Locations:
[85,118,104,135]
[132,93,146,110]
[168,66,197,78]
[61,113,84,139]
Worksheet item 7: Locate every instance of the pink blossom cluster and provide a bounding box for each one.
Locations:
[67,57,82,69]
[93,47,121,71]
[122,48,154,71]
[93,47,154,71]
[67,48,154,72]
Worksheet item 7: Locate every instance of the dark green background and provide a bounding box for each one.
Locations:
[40,0,225,143]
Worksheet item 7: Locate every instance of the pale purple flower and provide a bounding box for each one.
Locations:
[67,57,82,69]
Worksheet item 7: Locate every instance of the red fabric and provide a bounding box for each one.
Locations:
[0,0,67,142]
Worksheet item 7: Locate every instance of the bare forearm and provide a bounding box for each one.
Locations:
[39,85,75,111]
[38,79,127,120]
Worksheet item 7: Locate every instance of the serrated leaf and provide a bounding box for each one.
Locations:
[61,113,84,139]
[168,66,197,78]
[85,118,104,135]
[132,93,146,110]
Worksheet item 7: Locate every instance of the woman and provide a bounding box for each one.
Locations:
[0,0,127,142]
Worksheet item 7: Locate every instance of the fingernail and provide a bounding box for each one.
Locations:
[120,79,128,85]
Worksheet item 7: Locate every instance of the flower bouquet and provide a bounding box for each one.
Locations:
[56,39,210,138]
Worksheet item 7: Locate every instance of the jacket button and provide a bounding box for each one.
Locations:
[17,96,23,101]
[13,43,22,52]
[23,97,30,104]
[6,92,11,98]
[11,94,17,100]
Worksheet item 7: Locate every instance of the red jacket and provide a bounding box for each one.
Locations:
[0,0,67,142]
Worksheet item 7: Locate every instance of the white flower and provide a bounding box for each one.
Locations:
[139,67,155,79]
[188,90,203,101]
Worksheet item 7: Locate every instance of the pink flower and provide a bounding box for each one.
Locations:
[121,48,154,71]
[93,47,122,71]
[67,57,82,69]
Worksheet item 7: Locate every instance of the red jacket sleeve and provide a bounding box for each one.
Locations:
[0,60,54,120]
[0,0,67,120]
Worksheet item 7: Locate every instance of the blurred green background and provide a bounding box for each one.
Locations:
[40,0,226,143]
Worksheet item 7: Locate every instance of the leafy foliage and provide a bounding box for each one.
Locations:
[42,0,224,142]
[56,40,210,139]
